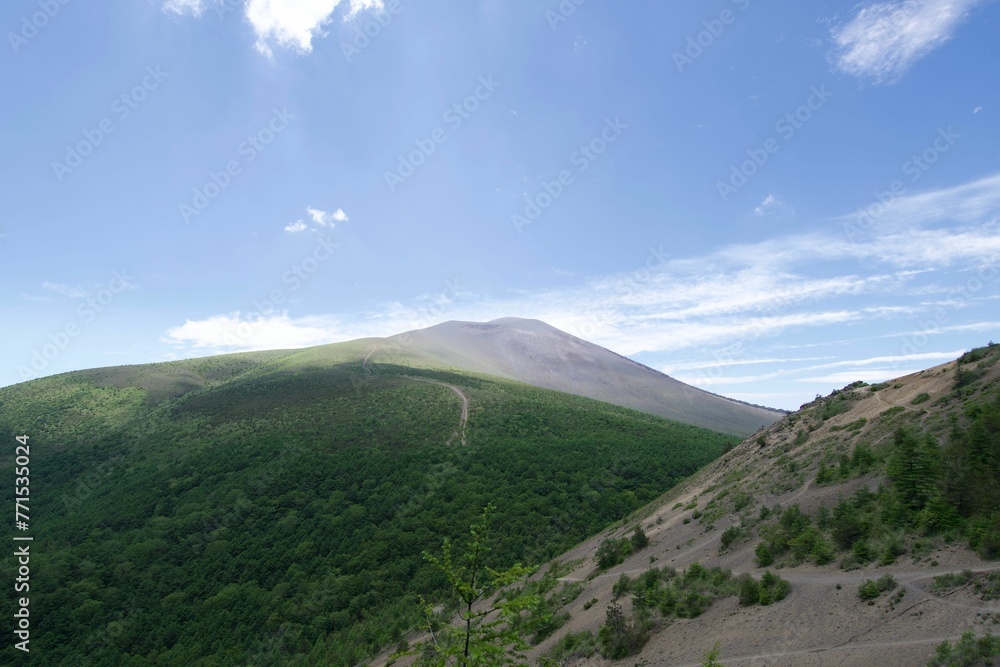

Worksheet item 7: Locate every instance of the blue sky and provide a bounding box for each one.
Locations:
[1,0,998,410]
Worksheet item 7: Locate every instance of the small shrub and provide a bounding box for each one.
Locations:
[911,393,931,405]
[732,492,754,512]
[934,571,973,591]
[630,526,650,551]
[595,537,634,570]
[598,603,649,659]
[759,571,790,604]
[737,574,760,606]
[702,642,723,667]
[755,542,774,567]
[929,630,1000,667]
[858,580,881,601]
[720,525,747,552]
[612,573,632,600]
[877,574,898,593]
[546,631,597,662]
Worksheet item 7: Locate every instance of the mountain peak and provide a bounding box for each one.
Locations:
[387,317,783,436]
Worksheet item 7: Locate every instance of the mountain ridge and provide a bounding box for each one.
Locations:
[375,317,784,436]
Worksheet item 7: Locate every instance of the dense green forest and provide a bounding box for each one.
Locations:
[0,349,736,665]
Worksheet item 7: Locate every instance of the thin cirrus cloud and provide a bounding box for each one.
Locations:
[164,0,384,56]
[677,350,966,387]
[830,0,981,84]
[41,282,91,298]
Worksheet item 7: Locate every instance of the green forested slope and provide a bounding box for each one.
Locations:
[0,347,736,665]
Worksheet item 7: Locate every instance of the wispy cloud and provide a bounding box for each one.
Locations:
[678,350,963,387]
[163,0,208,16]
[836,172,1000,231]
[20,294,52,303]
[831,0,981,84]
[42,282,90,298]
[753,193,792,218]
[796,369,923,384]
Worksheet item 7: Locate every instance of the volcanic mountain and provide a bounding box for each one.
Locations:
[370,317,784,436]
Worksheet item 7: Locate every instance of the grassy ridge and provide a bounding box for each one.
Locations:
[0,351,736,665]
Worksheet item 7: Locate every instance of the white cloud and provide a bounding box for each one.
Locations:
[42,282,89,298]
[284,206,347,232]
[831,0,980,84]
[246,0,382,57]
[754,194,778,216]
[163,313,347,351]
[307,206,347,226]
[753,193,792,218]
[163,0,208,16]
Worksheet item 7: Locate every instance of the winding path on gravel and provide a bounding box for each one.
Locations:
[403,376,469,446]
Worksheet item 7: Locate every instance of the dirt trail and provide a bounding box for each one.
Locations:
[404,376,469,446]
[362,347,376,373]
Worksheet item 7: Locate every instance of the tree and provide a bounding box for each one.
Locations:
[702,642,723,667]
[888,427,940,515]
[393,505,536,667]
